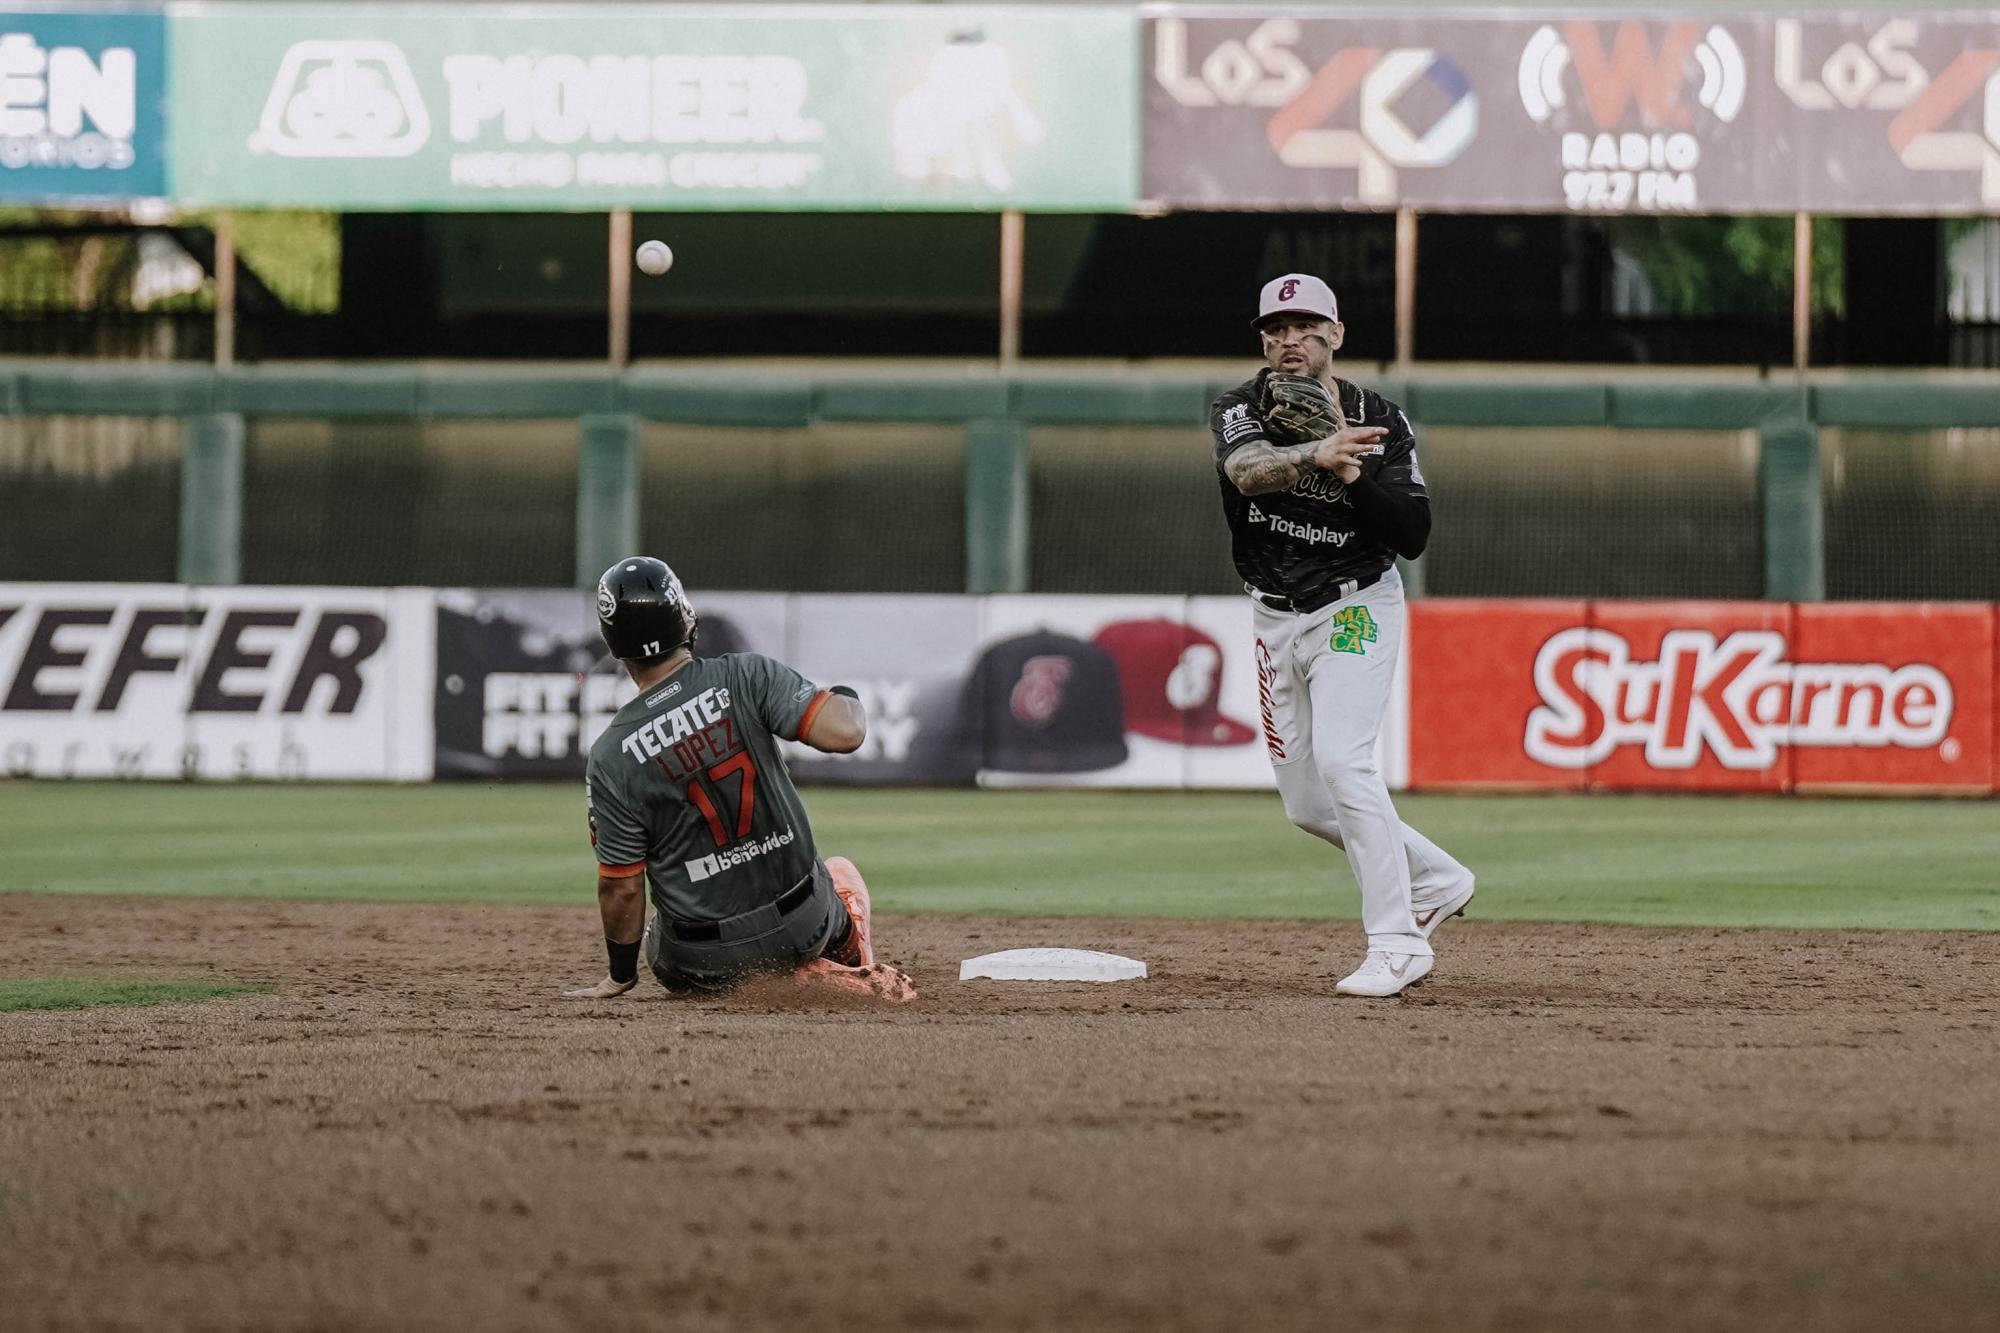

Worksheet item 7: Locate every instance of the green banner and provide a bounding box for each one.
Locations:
[169,4,1136,210]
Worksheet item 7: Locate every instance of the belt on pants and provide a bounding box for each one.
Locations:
[1246,567,1385,615]
[663,872,817,943]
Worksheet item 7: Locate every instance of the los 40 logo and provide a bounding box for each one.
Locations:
[1152,18,1479,204]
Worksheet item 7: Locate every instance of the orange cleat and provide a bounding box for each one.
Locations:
[825,855,874,968]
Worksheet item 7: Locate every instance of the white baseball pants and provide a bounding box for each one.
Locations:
[1253,569,1468,956]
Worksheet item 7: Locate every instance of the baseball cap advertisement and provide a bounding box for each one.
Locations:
[972,596,1295,791]
[423,589,1290,788]
[167,4,1136,209]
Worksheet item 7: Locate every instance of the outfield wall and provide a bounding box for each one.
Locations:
[2,583,1992,794]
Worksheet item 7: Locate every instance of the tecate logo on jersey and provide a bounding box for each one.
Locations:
[685,827,795,882]
[1523,627,1955,770]
[620,686,732,764]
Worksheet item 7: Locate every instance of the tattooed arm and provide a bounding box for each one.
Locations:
[1222,439,1322,495]
[1223,429,1390,496]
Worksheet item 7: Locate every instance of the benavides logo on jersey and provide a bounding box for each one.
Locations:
[685,827,795,882]
[1523,627,1955,770]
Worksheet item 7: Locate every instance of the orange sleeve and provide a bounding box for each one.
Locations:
[597,861,647,879]
[794,689,834,743]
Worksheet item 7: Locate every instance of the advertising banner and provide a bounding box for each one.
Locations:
[1,7,167,200]
[1144,11,1766,212]
[169,3,1136,210]
[1789,603,1994,792]
[1143,8,2000,214]
[431,590,1339,791]
[1408,598,1998,793]
[1770,13,2000,214]
[1406,599,1590,791]
[0,584,433,780]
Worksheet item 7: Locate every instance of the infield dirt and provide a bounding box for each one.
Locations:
[3,895,1996,1332]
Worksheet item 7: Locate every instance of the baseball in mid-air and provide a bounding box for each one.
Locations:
[635,240,674,276]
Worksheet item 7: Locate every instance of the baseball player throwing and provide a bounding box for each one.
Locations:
[1209,274,1476,997]
[565,556,915,1003]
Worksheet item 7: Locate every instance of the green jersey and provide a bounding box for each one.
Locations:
[585,653,829,922]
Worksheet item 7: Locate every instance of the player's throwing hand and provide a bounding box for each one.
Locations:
[1308,427,1388,481]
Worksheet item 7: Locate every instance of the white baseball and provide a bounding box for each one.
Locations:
[635,240,674,276]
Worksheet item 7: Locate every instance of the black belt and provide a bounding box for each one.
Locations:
[1247,567,1385,615]
[664,872,817,942]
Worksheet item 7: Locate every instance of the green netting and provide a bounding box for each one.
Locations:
[1029,427,1238,594]
[240,419,576,586]
[1822,428,2000,601]
[1416,427,1763,599]
[640,423,963,593]
[0,416,181,582]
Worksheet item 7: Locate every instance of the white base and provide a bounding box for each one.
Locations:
[959,948,1148,983]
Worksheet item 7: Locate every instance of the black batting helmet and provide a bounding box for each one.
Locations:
[596,556,697,660]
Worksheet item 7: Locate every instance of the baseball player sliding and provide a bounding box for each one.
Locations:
[1209,274,1476,997]
[565,557,915,1003]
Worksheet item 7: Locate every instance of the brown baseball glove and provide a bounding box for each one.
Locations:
[1259,373,1341,442]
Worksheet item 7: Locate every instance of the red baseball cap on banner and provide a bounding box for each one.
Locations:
[1254,273,1339,329]
[1093,619,1256,747]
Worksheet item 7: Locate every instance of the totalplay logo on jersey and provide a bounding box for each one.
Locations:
[1248,505,1353,546]
[685,827,795,882]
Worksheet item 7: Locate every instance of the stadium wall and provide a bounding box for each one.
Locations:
[5,365,2000,602]
[1,583,1992,794]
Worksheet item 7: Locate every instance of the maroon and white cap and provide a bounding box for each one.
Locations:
[1254,273,1339,329]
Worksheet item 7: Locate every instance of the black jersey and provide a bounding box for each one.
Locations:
[1210,369,1430,604]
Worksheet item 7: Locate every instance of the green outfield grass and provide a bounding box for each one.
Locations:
[2,783,1995,930]
[0,979,270,1013]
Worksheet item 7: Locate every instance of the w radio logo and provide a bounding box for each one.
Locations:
[1518,22,1746,128]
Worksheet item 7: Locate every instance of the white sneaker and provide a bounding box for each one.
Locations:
[1336,951,1434,997]
[1412,876,1476,941]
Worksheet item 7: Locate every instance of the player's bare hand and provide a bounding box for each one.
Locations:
[563,975,637,1000]
[796,958,918,1005]
[1309,426,1385,482]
